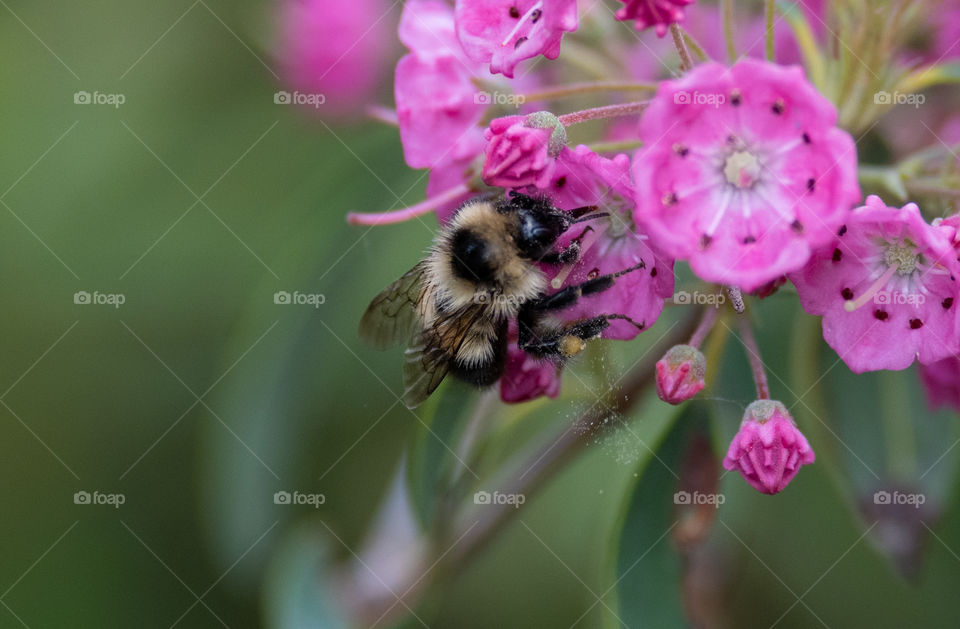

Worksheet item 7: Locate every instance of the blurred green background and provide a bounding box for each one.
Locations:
[2,1,960,628]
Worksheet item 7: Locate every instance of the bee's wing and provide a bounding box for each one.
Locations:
[359,261,428,349]
[402,328,451,409]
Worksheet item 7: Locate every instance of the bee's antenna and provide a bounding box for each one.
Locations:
[568,204,600,218]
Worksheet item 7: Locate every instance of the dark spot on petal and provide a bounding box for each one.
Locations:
[744,235,756,244]
[700,234,713,249]
[807,178,816,192]
[791,220,804,233]
[514,36,528,49]
[530,8,542,22]
[802,132,812,144]
[650,267,658,277]
[556,176,567,188]
[730,89,742,106]
[875,309,889,321]
[509,6,521,18]
[662,192,678,206]
[943,297,954,309]
[587,268,600,280]
[910,318,923,329]
[838,225,847,236]
[726,135,737,145]
[833,248,843,262]
[841,287,853,300]
[772,99,785,115]
[673,143,689,157]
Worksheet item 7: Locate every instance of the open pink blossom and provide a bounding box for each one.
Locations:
[723,400,815,495]
[919,357,960,413]
[656,344,706,404]
[534,147,675,340]
[395,0,487,170]
[277,0,390,115]
[632,59,861,292]
[791,196,960,373]
[455,0,578,78]
[616,0,695,37]
[500,323,562,402]
[482,112,567,189]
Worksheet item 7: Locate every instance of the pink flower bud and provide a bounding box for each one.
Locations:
[656,344,706,405]
[481,112,567,189]
[723,401,815,495]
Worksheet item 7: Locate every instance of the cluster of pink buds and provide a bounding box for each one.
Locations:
[278,0,960,496]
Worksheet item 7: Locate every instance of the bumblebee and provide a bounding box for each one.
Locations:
[359,194,646,408]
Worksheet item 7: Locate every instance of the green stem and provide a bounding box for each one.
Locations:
[670,23,694,71]
[518,81,657,103]
[722,0,738,63]
[558,101,650,126]
[682,28,710,62]
[878,371,917,482]
[905,179,960,198]
[585,139,645,154]
[765,0,776,61]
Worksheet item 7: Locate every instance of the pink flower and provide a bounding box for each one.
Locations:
[482,112,567,189]
[395,0,487,170]
[632,59,861,292]
[616,0,695,37]
[723,400,815,495]
[932,4,960,61]
[656,344,706,404]
[500,325,562,402]
[791,196,960,373]
[277,0,391,115]
[455,0,578,78]
[919,357,960,413]
[536,147,676,340]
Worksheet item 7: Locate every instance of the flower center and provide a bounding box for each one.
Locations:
[883,241,919,275]
[723,150,762,189]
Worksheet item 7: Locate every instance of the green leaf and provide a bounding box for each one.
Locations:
[609,405,711,629]
[406,382,477,530]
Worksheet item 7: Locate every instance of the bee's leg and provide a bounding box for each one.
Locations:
[537,226,596,265]
[529,260,647,312]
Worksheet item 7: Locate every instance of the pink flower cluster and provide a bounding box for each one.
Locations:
[339,0,960,495]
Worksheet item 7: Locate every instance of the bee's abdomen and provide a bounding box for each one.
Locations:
[448,316,508,387]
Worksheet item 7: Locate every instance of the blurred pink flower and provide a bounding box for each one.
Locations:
[615,0,695,37]
[633,59,861,291]
[919,357,960,413]
[723,400,815,495]
[455,0,578,77]
[501,322,562,401]
[791,196,960,373]
[277,0,391,115]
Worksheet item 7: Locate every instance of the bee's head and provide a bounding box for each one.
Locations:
[505,193,600,260]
